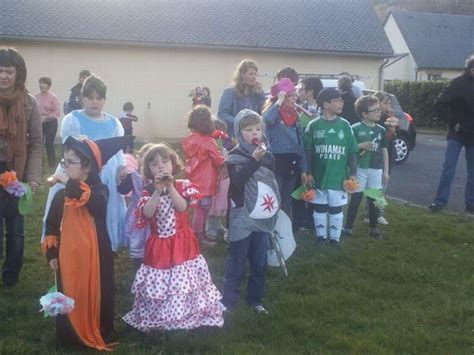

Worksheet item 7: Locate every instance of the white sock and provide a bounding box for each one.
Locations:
[313,212,327,239]
[329,212,343,241]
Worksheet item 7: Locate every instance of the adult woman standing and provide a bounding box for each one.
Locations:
[36,77,61,168]
[0,47,43,287]
[218,59,266,138]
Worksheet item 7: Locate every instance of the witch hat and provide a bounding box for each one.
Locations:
[63,135,134,173]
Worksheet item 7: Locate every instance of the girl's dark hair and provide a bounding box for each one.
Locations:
[82,75,107,99]
[354,95,379,118]
[187,105,214,135]
[213,118,227,132]
[141,143,183,180]
[232,59,259,97]
[202,87,210,96]
[338,75,353,93]
[123,101,134,112]
[39,77,52,87]
[276,67,299,85]
[301,76,323,100]
[0,47,27,91]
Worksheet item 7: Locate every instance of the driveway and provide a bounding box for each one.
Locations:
[386,133,468,213]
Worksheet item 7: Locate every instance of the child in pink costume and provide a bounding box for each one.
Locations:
[182,105,225,243]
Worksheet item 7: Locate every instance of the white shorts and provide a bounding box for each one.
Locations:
[312,189,348,207]
[356,168,383,192]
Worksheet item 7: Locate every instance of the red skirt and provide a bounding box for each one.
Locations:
[143,228,200,269]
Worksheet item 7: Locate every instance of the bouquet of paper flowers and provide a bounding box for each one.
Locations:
[211,129,229,150]
[39,282,75,318]
[343,179,360,193]
[0,171,32,215]
[291,183,316,202]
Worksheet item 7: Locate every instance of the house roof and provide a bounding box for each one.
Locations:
[0,0,393,57]
[390,10,474,69]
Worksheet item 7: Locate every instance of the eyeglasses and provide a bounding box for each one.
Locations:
[367,108,381,113]
[60,158,82,168]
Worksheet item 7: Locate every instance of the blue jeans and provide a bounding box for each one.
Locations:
[0,190,25,287]
[222,232,269,308]
[434,139,474,209]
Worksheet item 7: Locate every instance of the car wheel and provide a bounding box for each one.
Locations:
[393,136,409,164]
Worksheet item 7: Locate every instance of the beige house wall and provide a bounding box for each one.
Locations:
[383,14,417,81]
[417,69,463,81]
[5,40,384,139]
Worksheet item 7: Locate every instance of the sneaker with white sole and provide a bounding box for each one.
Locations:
[377,216,388,225]
[254,305,269,314]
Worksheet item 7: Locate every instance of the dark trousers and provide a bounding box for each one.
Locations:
[434,139,474,209]
[124,128,134,152]
[222,232,269,308]
[275,173,297,218]
[0,190,24,287]
[345,192,378,229]
[43,120,58,168]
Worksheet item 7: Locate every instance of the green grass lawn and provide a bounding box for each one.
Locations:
[1,162,473,354]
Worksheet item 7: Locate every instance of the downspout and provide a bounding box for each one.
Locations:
[379,58,389,90]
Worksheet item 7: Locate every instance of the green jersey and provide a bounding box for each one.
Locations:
[304,116,358,190]
[351,121,387,169]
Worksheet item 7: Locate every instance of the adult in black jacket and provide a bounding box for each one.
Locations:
[429,55,474,214]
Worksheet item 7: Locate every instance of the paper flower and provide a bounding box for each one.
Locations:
[211,130,229,140]
[343,179,359,193]
[39,291,75,317]
[0,171,18,188]
[301,189,316,202]
[5,181,26,197]
[0,171,26,198]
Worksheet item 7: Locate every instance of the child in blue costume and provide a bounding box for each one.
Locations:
[42,75,127,251]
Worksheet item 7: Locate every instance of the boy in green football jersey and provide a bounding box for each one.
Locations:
[343,95,389,239]
[304,88,358,247]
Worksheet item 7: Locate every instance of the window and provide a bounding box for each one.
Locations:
[427,73,442,81]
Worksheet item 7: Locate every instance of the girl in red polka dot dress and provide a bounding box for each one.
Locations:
[123,143,225,332]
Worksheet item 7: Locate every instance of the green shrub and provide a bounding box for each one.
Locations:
[384,80,449,128]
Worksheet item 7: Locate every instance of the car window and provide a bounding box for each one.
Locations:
[389,94,406,121]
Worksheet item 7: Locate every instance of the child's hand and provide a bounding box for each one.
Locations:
[118,165,127,184]
[49,258,58,271]
[154,175,165,192]
[160,172,174,187]
[276,91,286,106]
[359,142,373,151]
[252,143,266,161]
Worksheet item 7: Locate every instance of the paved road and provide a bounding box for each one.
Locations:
[386,133,468,212]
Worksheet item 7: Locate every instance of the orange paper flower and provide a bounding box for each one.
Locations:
[343,179,359,193]
[0,171,18,188]
[301,189,316,202]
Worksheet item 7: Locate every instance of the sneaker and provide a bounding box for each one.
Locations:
[364,217,369,224]
[254,305,269,315]
[377,216,389,225]
[223,229,229,242]
[370,228,382,240]
[341,228,352,238]
[316,236,326,245]
[329,239,340,248]
[428,203,444,213]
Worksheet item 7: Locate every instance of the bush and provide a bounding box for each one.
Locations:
[384,80,449,128]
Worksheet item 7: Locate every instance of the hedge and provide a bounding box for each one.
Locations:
[383,80,449,128]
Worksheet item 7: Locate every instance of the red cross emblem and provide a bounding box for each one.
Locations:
[261,194,275,213]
